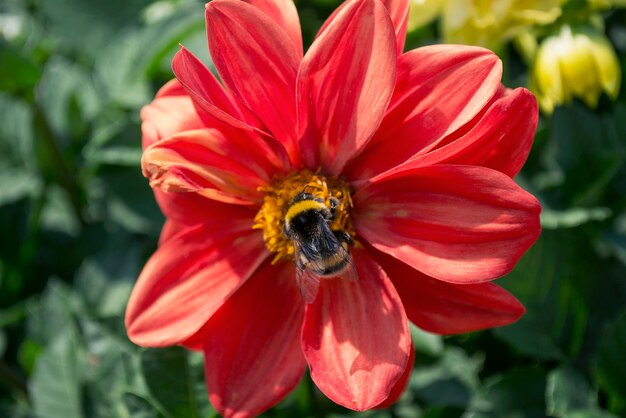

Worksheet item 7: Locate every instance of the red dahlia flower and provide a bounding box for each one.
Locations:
[126,0,541,415]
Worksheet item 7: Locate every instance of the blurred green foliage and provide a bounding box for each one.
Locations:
[1,0,626,417]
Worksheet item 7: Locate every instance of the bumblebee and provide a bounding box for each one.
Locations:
[283,188,357,303]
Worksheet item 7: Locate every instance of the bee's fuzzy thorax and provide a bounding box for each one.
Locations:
[285,200,328,226]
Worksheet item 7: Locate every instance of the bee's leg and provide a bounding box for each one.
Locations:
[333,230,353,246]
[328,197,339,221]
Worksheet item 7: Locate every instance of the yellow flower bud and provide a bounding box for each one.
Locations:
[531,25,621,113]
[442,0,563,51]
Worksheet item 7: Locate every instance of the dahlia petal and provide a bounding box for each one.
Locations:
[172,46,256,129]
[155,78,187,99]
[153,189,257,227]
[376,342,414,408]
[142,129,270,204]
[399,88,538,178]
[140,81,204,149]
[383,0,410,55]
[353,165,541,283]
[206,0,300,162]
[316,0,409,56]
[302,251,411,411]
[243,0,303,58]
[172,47,291,171]
[297,0,397,174]
[125,226,269,347]
[203,262,306,418]
[375,249,526,334]
[158,219,182,246]
[346,45,502,180]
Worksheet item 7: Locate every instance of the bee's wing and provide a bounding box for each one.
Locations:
[295,266,321,304]
[337,256,358,282]
[293,241,321,304]
[335,247,358,282]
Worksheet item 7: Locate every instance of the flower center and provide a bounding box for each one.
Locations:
[253,170,355,263]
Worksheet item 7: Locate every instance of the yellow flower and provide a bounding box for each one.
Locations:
[441,0,563,51]
[589,0,626,9]
[531,24,621,113]
[408,0,444,32]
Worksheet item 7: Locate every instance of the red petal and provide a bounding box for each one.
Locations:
[243,0,303,58]
[302,251,411,411]
[353,165,541,284]
[346,45,502,180]
[376,342,414,408]
[394,88,539,178]
[203,262,306,418]
[172,46,257,129]
[153,189,257,227]
[374,249,526,334]
[140,81,204,149]
[172,47,291,171]
[125,226,268,347]
[206,0,300,162]
[158,219,183,246]
[155,78,187,98]
[383,0,410,55]
[142,129,271,205]
[297,0,397,174]
[317,0,409,56]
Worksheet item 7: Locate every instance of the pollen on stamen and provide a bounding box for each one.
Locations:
[252,170,355,263]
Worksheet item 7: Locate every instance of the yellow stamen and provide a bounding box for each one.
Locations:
[253,170,355,263]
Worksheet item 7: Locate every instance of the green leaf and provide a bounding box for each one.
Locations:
[95,3,204,107]
[601,211,626,267]
[141,347,204,418]
[567,411,620,418]
[73,233,142,317]
[468,368,546,418]
[121,393,160,418]
[541,207,612,230]
[410,323,444,357]
[0,172,41,206]
[83,114,143,167]
[37,57,100,140]
[0,330,6,357]
[543,103,626,206]
[0,41,41,93]
[92,167,163,234]
[0,298,27,328]
[79,318,150,418]
[546,367,600,417]
[0,93,41,205]
[593,312,626,415]
[0,401,32,418]
[38,0,153,56]
[494,230,591,360]
[410,348,483,408]
[25,279,77,346]
[40,185,81,236]
[29,325,85,418]
[18,339,41,376]
[187,351,215,418]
